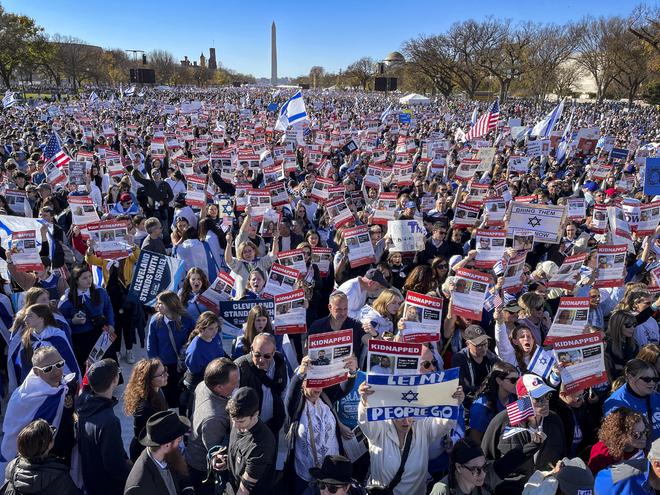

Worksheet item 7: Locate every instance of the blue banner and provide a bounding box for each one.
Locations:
[645,157,660,196]
[610,148,629,160]
[127,251,185,306]
[267,102,278,113]
[399,113,411,124]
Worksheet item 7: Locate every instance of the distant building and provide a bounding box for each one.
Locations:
[209,48,217,70]
[200,52,206,68]
[181,56,191,67]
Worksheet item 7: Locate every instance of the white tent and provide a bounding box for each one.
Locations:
[399,93,430,105]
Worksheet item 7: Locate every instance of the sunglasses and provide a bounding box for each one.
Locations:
[460,464,486,476]
[624,323,636,329]
[34,360,65,373]
[318,483,347,493]
[421,359,439,370]
[503,376,518,384]
[436,263,448,268]
[637,376,660,383]
[533,394,553,404]
[252,351,273,360]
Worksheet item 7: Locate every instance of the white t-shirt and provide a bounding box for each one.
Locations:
[337,278,368,320]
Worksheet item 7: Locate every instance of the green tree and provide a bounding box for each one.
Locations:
[0,5,44,89]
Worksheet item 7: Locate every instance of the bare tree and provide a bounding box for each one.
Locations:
[345,57,375,90]
[309,66,325,88]
[575,17,619,102]
[148,49,176,85]
[402,35,454,96]
[51,34,101,92]
[607,17,651,105]
[446,21,489,98]
[629,4,660,53]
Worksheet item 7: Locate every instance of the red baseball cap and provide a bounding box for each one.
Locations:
[516,374,554,399]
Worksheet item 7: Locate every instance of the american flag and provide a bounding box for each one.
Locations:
[483,291,503,312]
[506,396,534,425]
[43,133,70,168]
[466,98,499,141]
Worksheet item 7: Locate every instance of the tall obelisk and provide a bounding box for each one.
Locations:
[271,21,277,85]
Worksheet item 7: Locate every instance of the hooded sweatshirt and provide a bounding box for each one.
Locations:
[4,456,80,495]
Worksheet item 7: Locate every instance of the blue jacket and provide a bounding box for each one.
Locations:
[604,384,660,441]
[146,314,194,366]
[595,458,653,495]
[58,288,115,335]
[184,334,226,375]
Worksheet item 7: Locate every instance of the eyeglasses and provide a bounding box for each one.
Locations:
[631,430,648,440]
[637,376,660,383]
[533,394,552,404]
[421,359,439,370]
[252,351,273,360]
[318,483,347,494]
[34,360,65,373]
[460,464,486,476]
[153,369,169,378]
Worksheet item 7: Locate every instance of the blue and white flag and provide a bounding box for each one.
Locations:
[470,106,478,126]
[530,99,564,139]
[556,108,574,165]
[380,104,393,123]
[124,85,135,97]
[127,251,185,306]
[274,91,309,131]
[2,91,16,109]
[527,345,556,380]
[0,370,72,463]
[365,368,461,421]
[88,91,99,104]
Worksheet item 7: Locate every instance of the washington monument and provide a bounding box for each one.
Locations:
[271,21,277,85]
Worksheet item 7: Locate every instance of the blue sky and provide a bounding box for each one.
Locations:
[3,0,643,78]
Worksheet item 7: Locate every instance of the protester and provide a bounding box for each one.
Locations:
[595,437,660,494]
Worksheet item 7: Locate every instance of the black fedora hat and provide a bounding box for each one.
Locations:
[309,455,352,485]
[139,410,190,447]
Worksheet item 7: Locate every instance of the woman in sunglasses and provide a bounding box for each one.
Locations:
[587,408,648,474]
[467,362,519,443]
[516,292,551,345]
[604,359,660,441]
[604,311,640,381]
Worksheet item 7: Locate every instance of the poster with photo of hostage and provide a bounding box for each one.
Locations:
[552,332,607,394]
[326,196,355,228]
[8,230,43,272]
[484,198,506,227]
[311,247,333,277]
[594,245,627,288]
[367,340,422,376]
[344,225,376,268]
[197,272,235,312]
[400,291,443,344]
[453,203,481,228]
[544,297,591,345]
[474,230,506,269]
[69,196,100,226]
[263,263,301,299]
[68,161,87,186]
[451,268,491,321]
[274,289,307,335]
[511,229,535,253]
[590,204,609,234]
[502,252,526,293]
[547,253,587,291]
[246,190,272,220]
[306,329,353,388]
[567,198,586,221]
[260,209,280,238]
[87,220,130,260]
[637,201,660,236]
[277,249,307,273]
[607,206,635,253]
[371,192,398,225]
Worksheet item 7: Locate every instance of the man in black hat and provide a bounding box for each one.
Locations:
[303,455,361,495]
[450,325,499,403]
[124,410,192,495]
[213,387,276,495]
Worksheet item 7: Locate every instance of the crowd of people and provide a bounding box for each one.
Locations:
[0,85,658,495]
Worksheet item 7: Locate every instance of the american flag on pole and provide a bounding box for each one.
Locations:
[466,98,499,141]
[43,133,70,168]
[506,396,534,425]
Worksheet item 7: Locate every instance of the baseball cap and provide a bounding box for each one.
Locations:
[605,188,617,197]
[624,164,636,174]
[516,374,554,399]
[555,461,594,495]
[405,200,417,209]
[228,387,260,418]
[463,325,490,345]
[583,181,598,192]
[503,301,521,313]
[365,268,391,288]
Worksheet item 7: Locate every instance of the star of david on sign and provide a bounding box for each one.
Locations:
[401,390,419,403]
[528,216,542,227]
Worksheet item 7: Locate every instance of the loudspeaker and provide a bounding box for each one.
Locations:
[374,77,397,92]
[231,81,242,87]
[299,83,310,90]
[129,68,156,84]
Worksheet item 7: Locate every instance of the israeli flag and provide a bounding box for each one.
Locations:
[274,91,309,131]
[89,91,99,104]
[2,91,16,109]
[530,99,564,139]
[470,106,478,126]
[380,104,393,123]
[124,85,135,97]
[556,108,574,165]
[527,346,556,380]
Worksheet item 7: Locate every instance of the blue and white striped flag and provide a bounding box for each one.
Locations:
[380,104,393,123]
[124,85,135,97]
[530,99,564,139]
[274,91,309,131]
[528,346,556,380]
[89,91,99,104]
[2,91,16,109]
[556,108,574,165]
[470,106,478,126]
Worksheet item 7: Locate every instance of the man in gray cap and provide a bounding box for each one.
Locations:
[451,325,499,401]
[595,436,660,494]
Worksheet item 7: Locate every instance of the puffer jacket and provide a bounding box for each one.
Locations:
[3,455,80,495]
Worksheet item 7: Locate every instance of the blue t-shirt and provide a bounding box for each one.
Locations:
[185,334,226,375]
[469,393,514,434]
[336,370,366,429]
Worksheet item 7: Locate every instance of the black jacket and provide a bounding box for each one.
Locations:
[132,170,174,211]
[76,391,132,495]
[227,420,276,495]
[550,395,601,459]
[451,347,500,399]
[3,456,80,495]
[124,449,184,495]
[235,353,288,436]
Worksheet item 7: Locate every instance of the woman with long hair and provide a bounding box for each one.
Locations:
[468,362,519,443]
[7,303,79,394]
[616,289,659,347]
[605,311,639,381]
[123,357,169,461]
[231,304,278,359]
[430,256,450,293]
[637,343,660,374]
[198,217,228,271]
[402,265,435,296]
[242,268,267,299]
[170,216,190,247]
[517,292,551,345]
[587,408,648,474]
[360,288,403,341]
[296,241,323,322]
[57,264,114,371]
[146,290,195,410]
[387,251,408,290]
[178,268,211,320]
[509,323,560,386]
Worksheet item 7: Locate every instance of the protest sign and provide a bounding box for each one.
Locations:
[607,206,634,253]
[277,249,307,273]
[127,251,185,306]
[400,291,443,343]
[274,289,307,335]
[87,220,130,260]
[247,190,272,219]
[547,253,587,290]
[5,190,30,217]
[306,329,353,388]
[86,328,116,366]
[367,340,422,375]
[344,225,376,267]
[311,247,333,277]
[451,268,491,321]
[644,157,660,196]
[466,183,489,205]
[365,368,460,421]
[622,198,640,232]
[507,202,566,244]
[502,252,526,293]
[263,263,301,298]
[544,297,590,345]
[576,127,600,156]
[453,203,481,228]
[552,332,607,394]
[567,198,586,221]
[594,245,627,288]
[474,229,506,269]
[638,201,660,236]
[326,196,354,228]
[68,161,87,186]
[484,198,507,227]
[507,155,530,173]
[44,161,67,186]
[371,192,398,225]
[196,272,234,312]
[388,219,425,252]
[219,299,275,355]
[69,196,100,225]
[590,204,609,234]
[8,231,42,272]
